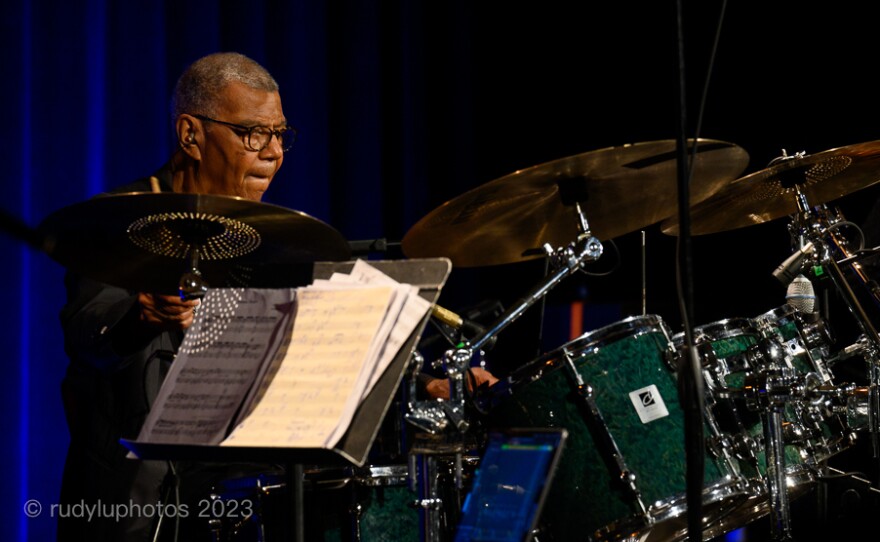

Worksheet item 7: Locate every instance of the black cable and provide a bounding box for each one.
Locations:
[673,2,729,540]
[578,238,621,278]
[672,1,702,538]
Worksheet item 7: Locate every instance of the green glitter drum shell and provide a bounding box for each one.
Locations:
[488,315,747,542]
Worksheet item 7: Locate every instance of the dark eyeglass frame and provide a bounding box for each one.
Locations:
[192,114,297,152]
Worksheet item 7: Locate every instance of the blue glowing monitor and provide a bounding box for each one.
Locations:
[454,428,567,542]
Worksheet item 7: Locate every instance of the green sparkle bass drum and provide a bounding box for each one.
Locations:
[480,315,751,542]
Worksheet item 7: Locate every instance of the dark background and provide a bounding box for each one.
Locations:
[2,1,879,540]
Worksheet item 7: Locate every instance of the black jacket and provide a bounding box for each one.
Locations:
[58,167,181,541]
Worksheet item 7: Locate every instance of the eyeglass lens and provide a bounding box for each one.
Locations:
[249,127,296,152]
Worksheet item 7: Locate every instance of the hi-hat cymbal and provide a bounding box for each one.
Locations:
[661,140,880,236]
[39,192,351,293]
[402,139,748,267]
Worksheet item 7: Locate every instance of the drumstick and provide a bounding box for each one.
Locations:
[431,304,464,329]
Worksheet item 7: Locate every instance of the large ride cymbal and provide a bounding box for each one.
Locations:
[402,139,748,267]
[661,140,880,236]
[39,192,351,293]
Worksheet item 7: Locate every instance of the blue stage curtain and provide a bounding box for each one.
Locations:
[0,2,486,539]
[7,2,880,540]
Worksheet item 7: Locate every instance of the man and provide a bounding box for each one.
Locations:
[58,52,293,541]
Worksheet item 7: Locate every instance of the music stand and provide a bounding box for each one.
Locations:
[122,257,451,541]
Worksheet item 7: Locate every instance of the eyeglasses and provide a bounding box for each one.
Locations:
[193,114,297,152]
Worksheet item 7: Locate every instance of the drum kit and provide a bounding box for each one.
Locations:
[399,138,880,542]
[38,138,880,541]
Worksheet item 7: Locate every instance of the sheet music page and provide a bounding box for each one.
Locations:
[135,288,296,445]
[343,260,432,398]
[308,262,431,445]
[221,284,395,448]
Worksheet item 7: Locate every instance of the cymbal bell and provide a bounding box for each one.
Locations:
[39,192,351,294]
[402,139,748,267]
[661,140,880,236]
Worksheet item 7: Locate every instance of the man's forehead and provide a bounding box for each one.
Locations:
[216,82,285,123]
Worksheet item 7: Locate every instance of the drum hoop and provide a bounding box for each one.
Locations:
[498,315,671,402]
[684,317,757,343]
[548,314,670,359]
[753,304,797,326]
[646,475,749,521]
[591,475,750,542]
[351,464,410,486]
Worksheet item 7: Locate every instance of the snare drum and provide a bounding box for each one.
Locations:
[304,464,420,542]
[208,466,421,542]
[305,457,477,542]
[485,315,750,542]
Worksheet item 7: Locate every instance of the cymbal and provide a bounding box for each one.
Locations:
[661,140,880,236]
[39,192,351,293]
[402,139,748,267]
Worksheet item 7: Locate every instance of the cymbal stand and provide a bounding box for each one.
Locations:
[170,217,219,300]
[786,193,880,465]
[471,201,603,352]
[743,360,819,542]
[179,246,209,300]
[405,202,603,542]
[713,332,795,540]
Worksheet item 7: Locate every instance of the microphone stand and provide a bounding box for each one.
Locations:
[672,2,706,540]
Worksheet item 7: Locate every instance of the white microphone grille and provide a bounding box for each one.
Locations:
[786,274,816,313]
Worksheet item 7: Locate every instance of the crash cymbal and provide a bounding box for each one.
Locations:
[402,139,748,267]
[661,140,880,236]
[38,192,351,293]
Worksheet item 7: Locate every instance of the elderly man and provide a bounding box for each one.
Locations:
[58,52,293,542]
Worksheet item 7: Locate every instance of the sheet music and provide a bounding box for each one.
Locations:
[313,261,431,445]
[135,288,295,444]
[132,261,437,453]
[340,260,431,398]
[221,284,396,448]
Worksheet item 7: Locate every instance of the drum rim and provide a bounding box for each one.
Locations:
[542,313,670,360]
[753,303,797,325]
[590,474,752,542]
[505,314,671,383]
[698,469,817,539]
[487,314,672,412]
[673,316,757,344]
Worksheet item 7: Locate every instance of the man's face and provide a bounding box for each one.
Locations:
[197,81,286,201]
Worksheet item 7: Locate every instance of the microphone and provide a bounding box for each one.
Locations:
[772,242,814,285]
[785,274,817,314]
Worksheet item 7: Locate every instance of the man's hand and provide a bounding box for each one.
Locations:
[138,293,201,331]
[425,367,499,400]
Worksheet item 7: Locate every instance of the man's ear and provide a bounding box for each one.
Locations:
[175,115,202,160]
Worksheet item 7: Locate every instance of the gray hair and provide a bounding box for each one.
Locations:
[172,52,279,120]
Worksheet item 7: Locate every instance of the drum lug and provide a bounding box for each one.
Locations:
[781,420,811,444]
[709,432,760,466]
[705,434,728,459]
